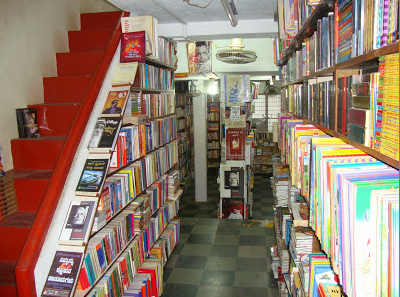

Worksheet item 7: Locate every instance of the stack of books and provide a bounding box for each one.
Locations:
[167,170,183,201]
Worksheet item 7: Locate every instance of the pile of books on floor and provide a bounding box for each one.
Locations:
[167,170,183,200]
[272,161,290,207]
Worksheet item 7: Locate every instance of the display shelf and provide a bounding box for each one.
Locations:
[145,57,176,70]
[277,0,335,66]
[76,206,178,297]
[281,43,399,86]
[304,120,399,169]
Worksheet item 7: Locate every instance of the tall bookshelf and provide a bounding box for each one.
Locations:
[274,0,399,295]
[41,33,182,296]
[175,81,194,192]
[207,94,221,168]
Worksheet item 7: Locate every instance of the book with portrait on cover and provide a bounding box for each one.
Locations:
[88,117,122,154]
[59,197,98,246]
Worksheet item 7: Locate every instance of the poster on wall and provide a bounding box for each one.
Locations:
[220,75,251,106]
[187,41,212,74]
[226,128,246,160]
[220,161,246,199]
[224,106,246,128]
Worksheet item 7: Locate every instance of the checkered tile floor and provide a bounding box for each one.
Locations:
[161,171,278,296]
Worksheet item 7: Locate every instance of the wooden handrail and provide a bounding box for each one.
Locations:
[15,10,129,297]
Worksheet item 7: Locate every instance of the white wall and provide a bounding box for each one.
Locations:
[0,0,118,171]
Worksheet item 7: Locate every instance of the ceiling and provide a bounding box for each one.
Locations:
[108,0,278,40]
[109,0,275,24]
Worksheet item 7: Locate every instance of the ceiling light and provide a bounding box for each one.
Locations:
[221,0,238,27]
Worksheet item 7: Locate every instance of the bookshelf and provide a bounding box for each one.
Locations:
[175,83,194,192]
[253,132,278,173]
[274,0,399,295]
[207,94,221,168]
[41,29,183,296]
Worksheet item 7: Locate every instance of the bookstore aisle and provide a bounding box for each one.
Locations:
[161,171,279,297]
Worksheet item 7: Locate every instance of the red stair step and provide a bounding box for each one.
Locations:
[8,169,52,213]
[43,76,91,104]
[56,51,102,77]
[0,260,17,284]
[11,137,65,170]
[28,103,80,137]
[0,212,35,261]
[0,284,17,297]
[80,11,122,31]
[68,28,113,52]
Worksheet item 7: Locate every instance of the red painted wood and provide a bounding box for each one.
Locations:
[15,178,49,213]
[0,285,17,297]
[43,76,91,104]
[80,11,123,30]
[0,222,33,261]
[28,103,80,137]
[15,11,127,297]
[56,51,102,77]
[0,260,17,284]
[68,29,113,52]
[11,137,65,170]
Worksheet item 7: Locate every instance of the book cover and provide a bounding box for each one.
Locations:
[101,87,130,116]
[59,197,98,245]
[41,246,85,297]
[112,62,139,86]
[121,31,146,63]
[16,108,41,138]
[221,197,245,219]
[76,156,110,196]
[88,117,122,154]
[220,162,246,199]
[121,16,156,58]
[226,128,246,160]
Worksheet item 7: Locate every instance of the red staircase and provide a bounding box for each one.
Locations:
[0,10,126,297]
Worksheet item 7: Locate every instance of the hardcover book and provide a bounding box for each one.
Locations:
[101,87,130,117]
[121,31,146,63]
[15,108,40,138]
[76,155,110,196]
[59,197,98,245]
[88,117,122,153]
[41,246,85,297]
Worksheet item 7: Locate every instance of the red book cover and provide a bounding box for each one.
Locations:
[226,128,246,160]
[121,31,146,63]
[138,268,158,297]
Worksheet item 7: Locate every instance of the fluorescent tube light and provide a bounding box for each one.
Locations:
[221,0,238,27]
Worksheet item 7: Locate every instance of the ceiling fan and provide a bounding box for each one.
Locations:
[216,38,257,64]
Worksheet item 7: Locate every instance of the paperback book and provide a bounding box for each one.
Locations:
[88,117,122,153]
[59,197,98,246]
[101,87,130,117]
[15,108,41,138]
[75,155,110,196]
[120,30,146,63]
[41,246,85,297]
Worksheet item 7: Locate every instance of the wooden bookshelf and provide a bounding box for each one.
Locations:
[277,0,335,66]
[207,95,221,167]
[304,120,399,169]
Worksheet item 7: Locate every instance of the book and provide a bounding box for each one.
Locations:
[76,155,110,196]
[15,108,40,138]
[59,197,98,245]
[221,197,245,219]
[120,31,146,63]
[41,246,85,297]
[88,117,122,154]
[225,128,246,160]
[101,87,130,117]
[112,63,139,86]
[220,161,246,199]
[121,16,158,59]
